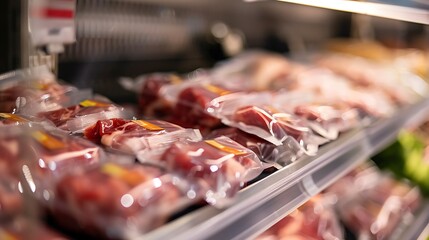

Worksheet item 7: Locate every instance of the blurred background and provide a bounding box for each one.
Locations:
[1,0,428,102]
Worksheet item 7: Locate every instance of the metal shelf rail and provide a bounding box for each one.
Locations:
[140,97,429,240]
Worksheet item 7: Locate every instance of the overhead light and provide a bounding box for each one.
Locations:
[244,0,429,25]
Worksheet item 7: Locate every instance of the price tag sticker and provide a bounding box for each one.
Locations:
[79,100,110,108]
[0,113,28,122]
[132,120,164,131]
[32,131,66,150]
[204,84,231,96]
[205,140,246,156]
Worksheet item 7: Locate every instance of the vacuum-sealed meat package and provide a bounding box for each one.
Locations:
[29,128,104,177]
[120,73,184,118]
[50,163,199,239]
[0,66,91,115]
[328,164,422,240]
[210,51,302,91]
[256,196,343,240]
[37,99,127,132]
[0,175,22,219]
[168,82,236,130]
[84,118,202,156]
[157,136,264,206]
[207,127,302,168]
[274,92,362,137]
[0,217,69,240]
[209,92,328,154]
[315,53,428,106]
[0,124,105,209]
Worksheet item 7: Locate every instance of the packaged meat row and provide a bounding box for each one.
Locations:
[328,163,421,240]
[257,162,422,240]
[256,195,343,240]
[120,50,427,167]
[0,46,426,239]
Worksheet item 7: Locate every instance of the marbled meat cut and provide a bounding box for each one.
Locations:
[160,137,261,201]
[232,105,309,142]
[207,127,277,164]
[52,163,182,238]
[172,85,226,129]
[84,118,193,154]
[139,74,181,118]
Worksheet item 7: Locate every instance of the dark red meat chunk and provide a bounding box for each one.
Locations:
[172,86,223,129]
[52,163,181,238]
[233,105,309,142]
[138,74,181,118]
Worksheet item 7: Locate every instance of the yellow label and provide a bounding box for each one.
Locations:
[31,131,66,150]
[205,140,246,156]
[101,163,144,186]
[132,120,164,131]
[79,100,110,108]
[0,229,18,240]
[170,75,183,85]
[0,113,28,122]
[34,82,50,90]
[204,84,231,96]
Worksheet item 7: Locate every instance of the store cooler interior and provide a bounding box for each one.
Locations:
[58,0,346,102]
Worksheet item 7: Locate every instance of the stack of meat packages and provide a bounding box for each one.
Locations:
[125,50,427,167]
[0,48,426,239]
[256,163,422,240]
[0,66,264,239]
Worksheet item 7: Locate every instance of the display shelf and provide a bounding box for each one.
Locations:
[393,200,429,240]
[141,98,429,240]
[245,0,429,25]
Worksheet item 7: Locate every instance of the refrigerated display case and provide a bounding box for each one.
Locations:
[2,0,429,239]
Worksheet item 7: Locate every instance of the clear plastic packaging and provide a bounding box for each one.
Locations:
[208,92,328,154]
[274,92,362,137]
[210,51,298,91]
[315,53,429,106]
[84,118,202,156]
[0,217,69,240]
[328,163,422,240]
[256,196,343,240]
[0,66,91,115]
[162,77,235,130]
[284,67,397,118]
[0,113,55,129]
[120,73,184,118]
[37,99,127,132]
[28,128,104,178]
[157,136,264,207]
[0,124,105,209]
[0,174,22,219]
[49,163,201,239]
[206,127,302,168]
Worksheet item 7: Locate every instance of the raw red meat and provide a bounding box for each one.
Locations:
[256,197,343,240]
[0,175,22,218]
[160,136,263,204]
[0,81,80,114]
[172,84,230,129]
[52,163,187,238]
[207,128,294,166]
[37,100,123,131]
[0,217,69,240]
[84,118,201,155]
[233,105,310,142]
[29,129,103,176]
[138,73,182,118]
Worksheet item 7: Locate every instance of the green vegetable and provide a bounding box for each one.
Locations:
[373,131,429,196]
